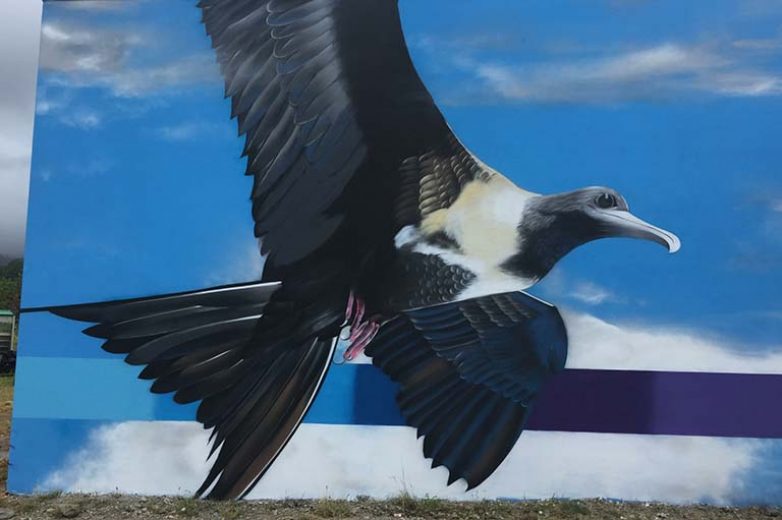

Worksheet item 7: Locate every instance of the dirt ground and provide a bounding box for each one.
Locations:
[0,375,12,489]
[0,374,779,519]
[0,494,780,520]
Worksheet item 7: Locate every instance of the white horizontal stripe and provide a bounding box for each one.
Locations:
[44,422,763,505]
[562,311,782,374]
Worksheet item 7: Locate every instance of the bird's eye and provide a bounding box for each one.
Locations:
[595,193,617,209]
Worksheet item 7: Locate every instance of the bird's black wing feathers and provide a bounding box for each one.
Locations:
[199,0,484,268]
[196,0,486,499]
[42,282,335,500]
[407,292,568,404]
[366,291,567,489]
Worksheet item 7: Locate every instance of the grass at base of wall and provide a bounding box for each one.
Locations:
[0,494,777,520]
[0,374,12,490]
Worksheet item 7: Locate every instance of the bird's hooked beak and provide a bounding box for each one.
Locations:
[596,209,681,253]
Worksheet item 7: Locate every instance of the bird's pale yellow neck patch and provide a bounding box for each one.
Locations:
[421,175,536,269]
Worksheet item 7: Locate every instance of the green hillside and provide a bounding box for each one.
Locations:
[0,258,21,316]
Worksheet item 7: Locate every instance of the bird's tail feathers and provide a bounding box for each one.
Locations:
[34,280,337,499]
[196,335,335,499]
[37,281,280,334]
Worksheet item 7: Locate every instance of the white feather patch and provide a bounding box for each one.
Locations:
[438,175,535,268]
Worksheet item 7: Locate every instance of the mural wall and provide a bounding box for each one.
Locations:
[11,0,782,504]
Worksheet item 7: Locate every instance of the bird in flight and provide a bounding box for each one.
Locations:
[41,0,679,500]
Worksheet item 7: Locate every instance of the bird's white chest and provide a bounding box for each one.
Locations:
[430,177,532,267]
[394,175,538,301]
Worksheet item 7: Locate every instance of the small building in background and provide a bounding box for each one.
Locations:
[0,310,14,351]
[0,310,16,374]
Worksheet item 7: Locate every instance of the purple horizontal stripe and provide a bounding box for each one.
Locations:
[526,369,782,438]
[352,366,782,438]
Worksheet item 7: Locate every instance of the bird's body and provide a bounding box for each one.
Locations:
[384,174,538,309]
[33,0,679,500]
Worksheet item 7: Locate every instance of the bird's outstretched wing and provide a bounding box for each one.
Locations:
[199,0,486,271]
[365,292,568,489]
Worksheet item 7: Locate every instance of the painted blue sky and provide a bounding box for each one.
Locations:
[24,0,782,352]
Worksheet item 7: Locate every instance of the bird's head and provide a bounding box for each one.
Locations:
[503,186,680,281]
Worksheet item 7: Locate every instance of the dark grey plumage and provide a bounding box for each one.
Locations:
[503,187,679,281]
[378,252,476,311]
[366,291,567,489]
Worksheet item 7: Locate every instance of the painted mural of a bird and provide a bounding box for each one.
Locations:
[42,0,679,500]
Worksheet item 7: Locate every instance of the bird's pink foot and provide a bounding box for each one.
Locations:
[339,292,380,361]
[344,321,380,361]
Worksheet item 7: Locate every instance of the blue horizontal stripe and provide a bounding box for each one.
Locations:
[13,355,782,438]
[18,311,782,438]
[13,356,403,426]
[13,357,197,421]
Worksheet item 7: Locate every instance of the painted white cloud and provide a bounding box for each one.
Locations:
[41,421,763,505]
[54,0,143,12]
[43,422,212,495]
[93,54,218,98]
[67,158,113,178]
[39,23,136,75]
[155,121,235,143]
[203,240,264,287]
[36,96,67,116]
[563,310,782,373]
[537,270,623,307]
[531,267,782,372]
[469,43,782,103]
[156,122,212,142]
[416,30,782,105]
[39,22,218,98]
[569,281,618,306]
[59,110,103,130]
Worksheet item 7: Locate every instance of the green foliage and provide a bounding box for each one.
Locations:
[0,259,22,279]
[0,279,20,316]
[311,498,352,518]
[0,258,21,316]
[557,500,592,516]
[388,492,451,516]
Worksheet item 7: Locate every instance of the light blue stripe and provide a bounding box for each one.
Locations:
[13,357,197,421]
[17,313,116,359]
[11,356,402,425]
